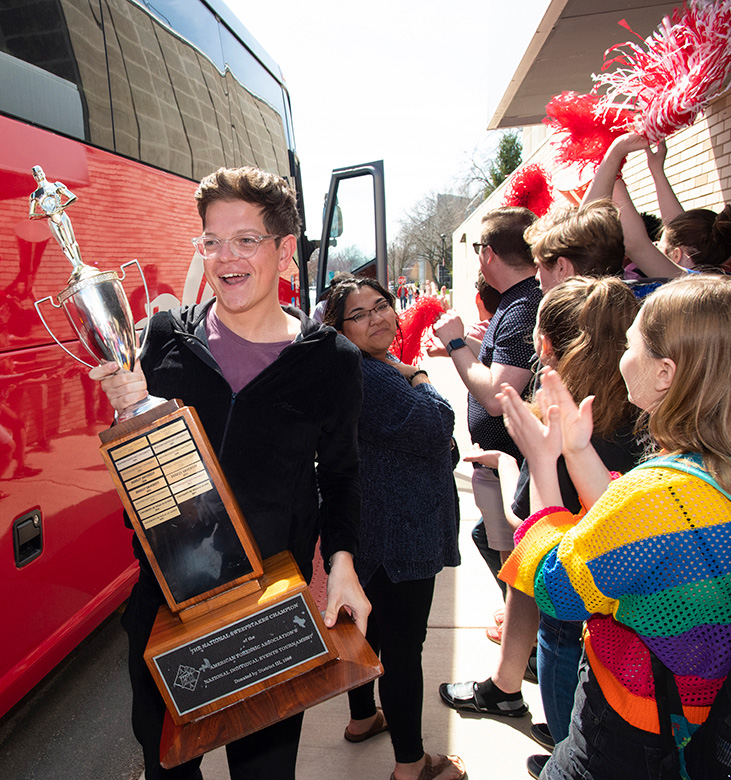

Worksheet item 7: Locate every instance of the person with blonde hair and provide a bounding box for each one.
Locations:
[499,274,731,779]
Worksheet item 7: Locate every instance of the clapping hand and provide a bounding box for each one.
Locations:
[498,383,561,467]
[463,444,503,469]
[538,369,611,508]
[538,369,595,457]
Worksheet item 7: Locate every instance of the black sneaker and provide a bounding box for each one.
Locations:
[530,722,555,752]
[527,754,549,778]
[438,678,528,717]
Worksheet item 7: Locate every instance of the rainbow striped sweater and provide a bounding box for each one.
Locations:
[500,454,731,733]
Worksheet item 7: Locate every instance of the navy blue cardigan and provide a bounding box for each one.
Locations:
[355,356,460,585]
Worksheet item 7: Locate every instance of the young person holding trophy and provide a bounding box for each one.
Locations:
[89,167,370,780]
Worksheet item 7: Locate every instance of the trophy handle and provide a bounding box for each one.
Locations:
[118,259,151,357]
[34,296,97,370]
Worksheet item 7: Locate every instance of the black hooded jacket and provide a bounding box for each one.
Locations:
[131,301,363,586]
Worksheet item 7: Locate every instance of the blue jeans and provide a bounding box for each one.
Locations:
[537,614,584,744]
[542,659,665,780]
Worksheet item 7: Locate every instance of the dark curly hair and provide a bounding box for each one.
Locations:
[322,276,395,331]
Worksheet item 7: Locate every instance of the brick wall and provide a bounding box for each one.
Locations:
[623,92,731,213]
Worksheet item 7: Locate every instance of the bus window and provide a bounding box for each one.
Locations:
[220,26,287,121]
[100,0,290,182]
[0,0,87,140]
[138,0,225,71]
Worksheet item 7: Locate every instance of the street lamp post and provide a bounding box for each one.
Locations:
[439,234,447,287]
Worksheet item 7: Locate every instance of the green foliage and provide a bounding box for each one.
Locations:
[485,130,522,195]
[468,129,523,199]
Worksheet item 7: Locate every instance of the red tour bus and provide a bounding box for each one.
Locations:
[0,0,386,718]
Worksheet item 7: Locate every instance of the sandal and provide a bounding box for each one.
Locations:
[389,753,466,780]
[344,708,389,743]
[485,624,502,644]
[438,678,528,717]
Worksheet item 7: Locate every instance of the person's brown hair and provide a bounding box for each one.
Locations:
[662,205,731,269]
[638,274,731,492]
[480,207,537,269]
[475,272,501,316]
[195,167,302,238]
[526,199,624,277]
[537,276,639,437]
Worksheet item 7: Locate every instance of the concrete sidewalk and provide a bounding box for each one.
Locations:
[142,350,546,780]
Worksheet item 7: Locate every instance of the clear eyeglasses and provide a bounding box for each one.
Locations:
[191,234,280,259]
[343,299,392,325]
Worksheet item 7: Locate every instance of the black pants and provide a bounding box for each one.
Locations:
[347,566,435,764]
[123,573,303,780]
[471,518,507,600]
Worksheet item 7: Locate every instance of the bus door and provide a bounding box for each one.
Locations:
[316,161,387,304]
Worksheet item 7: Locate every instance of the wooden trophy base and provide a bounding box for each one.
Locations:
[159,608,381,768]
[144,550,382,766]
[145,551,339,725]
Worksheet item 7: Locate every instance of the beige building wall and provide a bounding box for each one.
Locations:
[452,92,731,316]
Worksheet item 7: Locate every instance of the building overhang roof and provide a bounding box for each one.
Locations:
[488,0,685,130]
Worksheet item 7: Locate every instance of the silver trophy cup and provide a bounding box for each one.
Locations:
[31,165,164,422]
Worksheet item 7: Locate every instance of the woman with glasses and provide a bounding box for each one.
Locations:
[323,277,465,780]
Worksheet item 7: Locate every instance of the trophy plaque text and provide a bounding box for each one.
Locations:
[144,551,339,726]
[99,401,264,616]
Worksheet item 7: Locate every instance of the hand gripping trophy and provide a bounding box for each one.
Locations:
[31,165,164,421]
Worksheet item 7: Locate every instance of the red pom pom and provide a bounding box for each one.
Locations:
[391,297,444,365]
[594,1,731,143]
[544,91,637,170]
[502,163,554,217]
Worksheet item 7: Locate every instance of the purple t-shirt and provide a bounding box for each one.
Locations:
[206,308,293,393]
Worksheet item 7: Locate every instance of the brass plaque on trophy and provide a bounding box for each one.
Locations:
[98,401,263,616]
[30,166,382,764]
[144,551,339,726]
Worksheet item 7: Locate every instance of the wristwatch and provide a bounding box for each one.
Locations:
[446,338,467,356]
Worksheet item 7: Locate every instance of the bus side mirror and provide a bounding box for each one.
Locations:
[330,204,343,239]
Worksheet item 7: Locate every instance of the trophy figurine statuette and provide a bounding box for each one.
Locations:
[29,167,380,766]
[31,165,164,421]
